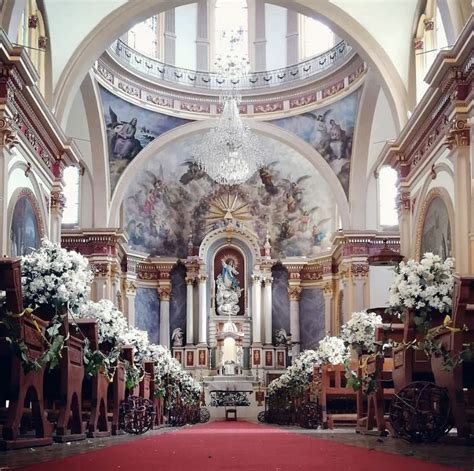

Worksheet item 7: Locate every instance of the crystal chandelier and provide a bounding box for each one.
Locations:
[194,36,265,186]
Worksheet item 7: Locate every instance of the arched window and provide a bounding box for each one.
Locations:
[298,16,335,60]
[16,0,47,96]
[415,1,449,102]
[378,166,398,227]
[62,166,80,226]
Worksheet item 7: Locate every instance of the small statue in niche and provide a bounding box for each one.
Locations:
[216,256,242,316]
[171,327,184,347]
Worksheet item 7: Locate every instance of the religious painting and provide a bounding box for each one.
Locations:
[10,191,42,257]
[174,351,183,364]
[98,86,190,194]
[124,133,336,258]
[276,351,285,368]
[134,288,160,345]
[265,350,273,367]
[270,89,361,197]
[214,247,245,316]
[253,349,261,366]
[420,196,452,260]
[198,349,207,366]
[299,288,325,351]
[186,350,194,367]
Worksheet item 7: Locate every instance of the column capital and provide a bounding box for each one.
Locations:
[157,286,172,301]
[263,276,273,285]
[323,282,334,298]
[252,273,263,284]
[126,280,136,296]
[0,117,19,150]
[197,273,208,283]
[185,276,196,285]
[444,118,470,150]
[288,285,302,301]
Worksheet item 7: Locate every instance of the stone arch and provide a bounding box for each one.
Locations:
[53,0,407,135]
[108,119,350,229]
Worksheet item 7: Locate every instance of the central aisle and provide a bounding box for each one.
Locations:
[18,421,456,471]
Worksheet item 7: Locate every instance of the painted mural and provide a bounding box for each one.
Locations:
[10,193,42,257]
[270,89,361,197]
[420,196,452,260]
[99,86,190,193]
[299,288,325,351]
[271,265,290,338]
[124,133,336,258]
[134,287,160,344]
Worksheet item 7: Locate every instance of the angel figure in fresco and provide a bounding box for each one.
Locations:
[302,109,331,155]
[312,218,331,246]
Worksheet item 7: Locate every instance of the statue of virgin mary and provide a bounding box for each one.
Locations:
[216,257,241,316]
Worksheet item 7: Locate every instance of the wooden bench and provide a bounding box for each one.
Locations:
[316,362,358,429]
[225,408,237,421]
[356,323,404,435]
[429,275,474,439]
[75,319,111,438]
[0,259,53,450]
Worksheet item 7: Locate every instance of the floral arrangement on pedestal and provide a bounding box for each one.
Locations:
[340,311,383,354]
[21,239,92,312]
[387,253,455,333]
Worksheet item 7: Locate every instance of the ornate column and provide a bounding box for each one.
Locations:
[446,118,471,273]
[288,285,302,359]
[262,275,273,345]
[323,282,334,335]
[124,280,136,326]
[196,0,210,71]
[158,283,172,348]
[286,9,299,65]
[49,176,65,244]
[197,274,208,345]
[164,8,176,65]
[185,275,195,345]
[252,273,262,345]
[351,263,369,312]
[0,118,17,255]
[397,186,412,258]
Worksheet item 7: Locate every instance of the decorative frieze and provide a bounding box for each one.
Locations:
[397,191,411,213]
[444,118,470,150]
[0,116,19,149]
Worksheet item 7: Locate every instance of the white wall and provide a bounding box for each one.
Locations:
[369,265,395,307]
[265,4,287,70]
[175,3,198,70]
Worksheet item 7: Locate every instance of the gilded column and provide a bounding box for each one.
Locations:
[288,285,302,359]
[198,274,208,345]
[262,275,273,345]
[186,275,195,345]
[158,284,172,348]
[252,274,262,345]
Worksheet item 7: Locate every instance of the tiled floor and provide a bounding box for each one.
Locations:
[0,424,472,470]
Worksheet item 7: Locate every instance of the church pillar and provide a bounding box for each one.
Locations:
[397,189,412,258]
[49,176,65,243]
[286,9,299,65]
[164,8,176,65]
[196,0,210,71]
[249,0,266,71]
[252,273,262,345]
[0,129,14,255]
[323,283,334,335]
[288,285,302,360]
[198,274,208,345]
[186,275,195,345]
[446,118,471,273]
[158,283,172,348]
[124,281,136,326]
[262,275,273,345]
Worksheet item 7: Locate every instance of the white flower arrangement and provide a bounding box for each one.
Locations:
[21,239,93,312]
[388,253,454,333]
[340,311,383,353]
[316,335,349,365]
[119,327,150,363]
[76,299,128,345]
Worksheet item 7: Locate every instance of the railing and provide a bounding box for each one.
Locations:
[108,38,353,91]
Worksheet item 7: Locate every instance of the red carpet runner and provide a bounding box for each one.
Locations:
[17,421,456,471]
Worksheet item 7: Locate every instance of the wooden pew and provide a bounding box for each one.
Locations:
[429,275,474,439]
[316,361,358,429]
[75,319,111,438]
[39,308,86,442]
[0,259,53,450]
[108,358,126,435]
[356,323,404,435]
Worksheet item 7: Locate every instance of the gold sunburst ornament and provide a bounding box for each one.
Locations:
[204,192,252,232]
